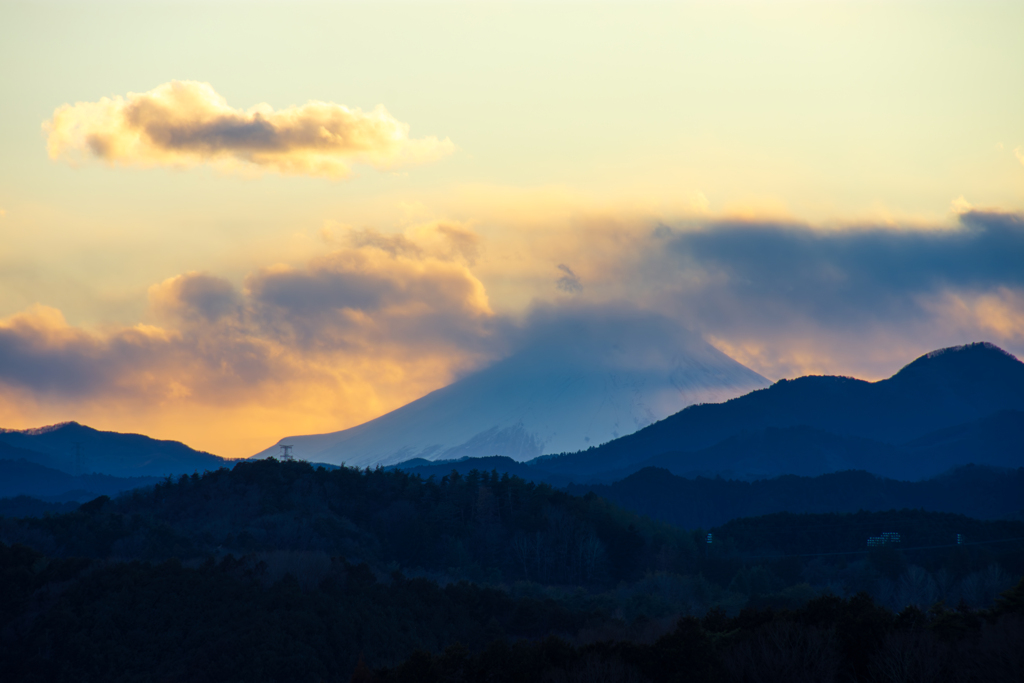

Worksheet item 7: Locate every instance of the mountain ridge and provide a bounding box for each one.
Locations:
[0,422,227,478]
[532,342,1024,478]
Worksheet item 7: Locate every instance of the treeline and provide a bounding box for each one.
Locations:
[2,459,1022,608]
[568,465,1024,529]
[0,542,597,682]
[366,582,1024,683]
[3,538,1022,683]
[708,508,1024,615]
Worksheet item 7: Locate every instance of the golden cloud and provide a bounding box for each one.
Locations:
[43,81,454,178]
[0,229,499,457]
[246,244,494,356]
[932,288,1024,344]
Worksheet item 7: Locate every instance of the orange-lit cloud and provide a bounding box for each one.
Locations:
[0,225,500,457]
[932,288,1024,344]
[43,81,453,178]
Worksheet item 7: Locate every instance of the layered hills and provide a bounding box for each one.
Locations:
[0,458,162,502]
[567,465,1024,529]
[4,458,1023,683]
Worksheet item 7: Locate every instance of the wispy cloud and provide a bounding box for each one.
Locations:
[43,81,454,178]
[556,264,582,294]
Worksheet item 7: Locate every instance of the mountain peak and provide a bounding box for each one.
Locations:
[890,342,1023,385]
[922,341,1017,363]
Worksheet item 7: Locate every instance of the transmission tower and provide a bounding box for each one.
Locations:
[279,444,294,461]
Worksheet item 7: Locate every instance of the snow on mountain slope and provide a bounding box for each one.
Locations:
[253,311,770,467]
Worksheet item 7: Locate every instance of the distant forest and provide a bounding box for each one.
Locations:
[3,459,1023,681]
[568,465,1024,528]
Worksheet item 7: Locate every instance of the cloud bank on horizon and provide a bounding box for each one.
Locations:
[43,81,454,178]
[1,207,1022,457]
[652,210,1024,377]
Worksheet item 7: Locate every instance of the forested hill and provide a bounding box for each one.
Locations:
[535,342,1024,478]
[568,466,1024,529]
[0,458,700,586]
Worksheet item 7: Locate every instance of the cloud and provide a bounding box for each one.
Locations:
[659,210,1024,324]
[0,224,503,455]
[247,235,494,355]
[0,305,169,398]
[556,264,582,294]
[1016,147,1024,167]
[508,302,713,370]
[641,210,1024,377]
[43,81,454,178]
[149,272,240,324]
[950,196,972,215]
[0,302,287,403]
[341,221,481,264]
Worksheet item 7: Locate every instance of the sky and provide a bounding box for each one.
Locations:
[0,1,1022,458]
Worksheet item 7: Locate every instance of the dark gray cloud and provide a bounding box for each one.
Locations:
[508,302,705,363]
[659,210,1024,329]
[249,268,396,317]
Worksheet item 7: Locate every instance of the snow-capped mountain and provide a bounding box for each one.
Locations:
[253,311,770,468]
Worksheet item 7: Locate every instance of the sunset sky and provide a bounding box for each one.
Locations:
[1,1,1022,458]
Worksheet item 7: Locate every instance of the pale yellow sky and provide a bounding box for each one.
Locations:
[0,1,1022,456]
